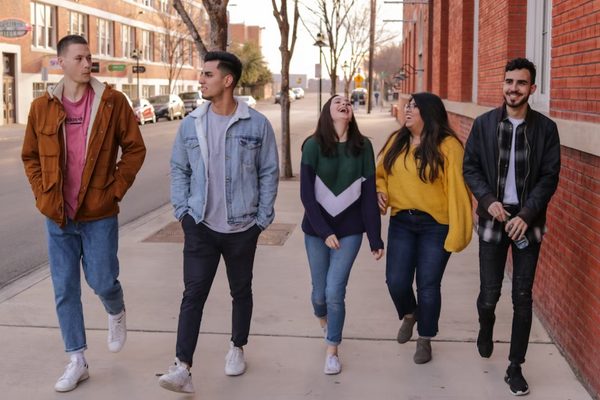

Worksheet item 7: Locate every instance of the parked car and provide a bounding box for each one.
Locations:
[131,98,156,125]
[238,95,257,109]
[179,91,205,114]
[148,94,185,121]
[351,89,367,105]
[292,88,305,99]
[274,90,296,104]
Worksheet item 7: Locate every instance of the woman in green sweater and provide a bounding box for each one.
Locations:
[301,95,384,375]
[376,92,472,364]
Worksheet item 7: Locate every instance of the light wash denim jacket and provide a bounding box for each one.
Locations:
[170,99,279,230]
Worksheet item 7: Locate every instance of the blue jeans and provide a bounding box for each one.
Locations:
[386,211,451,338]
[305,234,363,346]
[46,216,124,354]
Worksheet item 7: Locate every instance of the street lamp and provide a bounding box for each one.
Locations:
[342,61,350,99]
[313,32,327,114]
[131,49,142,100]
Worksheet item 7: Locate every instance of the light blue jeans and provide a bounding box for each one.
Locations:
[46,216,124,354]
[305,234,363,346]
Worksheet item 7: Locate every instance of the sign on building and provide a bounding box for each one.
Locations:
[0,19,32,39]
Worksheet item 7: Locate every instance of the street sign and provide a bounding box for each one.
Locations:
[132,66,146,73]
[0,19,32,39]
[379,72,387,77]
[49,57,61,69]
[356,83,363,88]
[315,64,322,78]
[354,74,364,84]
[296,77,302,84]
[108,64,126,72]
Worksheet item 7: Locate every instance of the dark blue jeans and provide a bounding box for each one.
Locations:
[386,211,451,338]
[477,236,541,365]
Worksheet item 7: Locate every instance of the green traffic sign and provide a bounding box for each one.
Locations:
[108,64,126,72]
[379,72,387,77]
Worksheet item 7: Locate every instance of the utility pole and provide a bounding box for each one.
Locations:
[367,0,376,113]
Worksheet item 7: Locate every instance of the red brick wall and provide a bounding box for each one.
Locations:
[449,110,600,397]
[535,146,600,396]
[431,0,449,98]
[477,0,527,106]
[550,0,600,123]
[447,0,475,102]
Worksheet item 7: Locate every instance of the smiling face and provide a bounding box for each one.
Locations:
[503,69,537,109]
[58,43,92,84]
[404,99,424,135]
[199,60,233,101]
[329,96,352,122]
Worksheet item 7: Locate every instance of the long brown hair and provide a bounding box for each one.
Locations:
[378,92,460,182]
[302,95,364,157]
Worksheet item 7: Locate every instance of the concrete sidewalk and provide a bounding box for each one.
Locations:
[0,124,26,141]
[0,111,591,399]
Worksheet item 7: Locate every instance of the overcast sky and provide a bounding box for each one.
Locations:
[228,0,403,79]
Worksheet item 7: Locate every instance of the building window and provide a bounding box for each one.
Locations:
[121,84,138,100]
[30,2,56,49]
[176,41,184,65]
[159,34,169,63]
[187,41,193,66]
[33,82,57,98]
[143,0,155,7]
[68,11,87,39]
[97,19,114,56]
[142,30,154,62]
[526,0,551,109]
[142,85,155,98]
[159,85,170,95]
[159,0,169,13]
[187,85,194,92]
[122,25,136,59]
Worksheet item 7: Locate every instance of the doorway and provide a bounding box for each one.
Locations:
[2,76,15,125]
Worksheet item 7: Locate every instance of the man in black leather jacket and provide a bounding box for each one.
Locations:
[463,58,561,396]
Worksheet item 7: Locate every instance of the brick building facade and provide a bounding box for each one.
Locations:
[394,0,600,396]
[0,0,210,126]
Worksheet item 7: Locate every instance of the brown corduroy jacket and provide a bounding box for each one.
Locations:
[22,77,146,228]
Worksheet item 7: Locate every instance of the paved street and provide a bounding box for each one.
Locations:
[0,93,320,289]
[0,108,592,399]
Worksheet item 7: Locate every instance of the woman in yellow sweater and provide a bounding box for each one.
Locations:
[376,92,472,364]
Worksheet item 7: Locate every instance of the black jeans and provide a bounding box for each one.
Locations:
[176,215,262,367]
[477,235,541,365]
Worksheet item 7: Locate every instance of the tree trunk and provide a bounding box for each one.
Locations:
[280,54,293,178]
[330,70,338,96]
[210,10,228,50]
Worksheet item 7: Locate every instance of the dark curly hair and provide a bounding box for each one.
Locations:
[505,57,537,85]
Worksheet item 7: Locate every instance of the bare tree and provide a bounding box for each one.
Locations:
[172,0,229,58]
[272,0,300,178]
[157,9,193,94]
[343,1,395,98]
[372,42,403,85]
[301,0,355,96]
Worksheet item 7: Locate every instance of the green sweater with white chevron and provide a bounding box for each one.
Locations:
[300,137,384,251]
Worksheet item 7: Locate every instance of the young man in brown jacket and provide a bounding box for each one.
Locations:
[21,35,146,392]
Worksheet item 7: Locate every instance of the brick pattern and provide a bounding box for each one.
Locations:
[477,0,527,106]
[449,110,600,397]
[447,0,475,102]
[431,0,449,98]
[550,0,600,123]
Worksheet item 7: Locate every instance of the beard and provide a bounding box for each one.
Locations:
[504,91,530,109]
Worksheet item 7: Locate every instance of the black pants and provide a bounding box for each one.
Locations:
[176,215,262,367]
[477,235,541,365]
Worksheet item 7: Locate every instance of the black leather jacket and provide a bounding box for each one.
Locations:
[463,103,561,228]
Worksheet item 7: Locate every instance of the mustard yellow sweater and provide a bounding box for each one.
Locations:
[376,136,473,252]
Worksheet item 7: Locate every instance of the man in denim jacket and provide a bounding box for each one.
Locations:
[159,52,279,393]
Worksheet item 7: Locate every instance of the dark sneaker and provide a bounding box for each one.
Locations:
[504,364,530,396]
[397,309,418,344]
[477,316,495,358]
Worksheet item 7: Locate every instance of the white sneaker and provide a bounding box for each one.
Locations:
[225,342,246,376]
[324,354,341,375]
[158,358,195,393]
[54,360,89,392]
[108,310,127,353]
